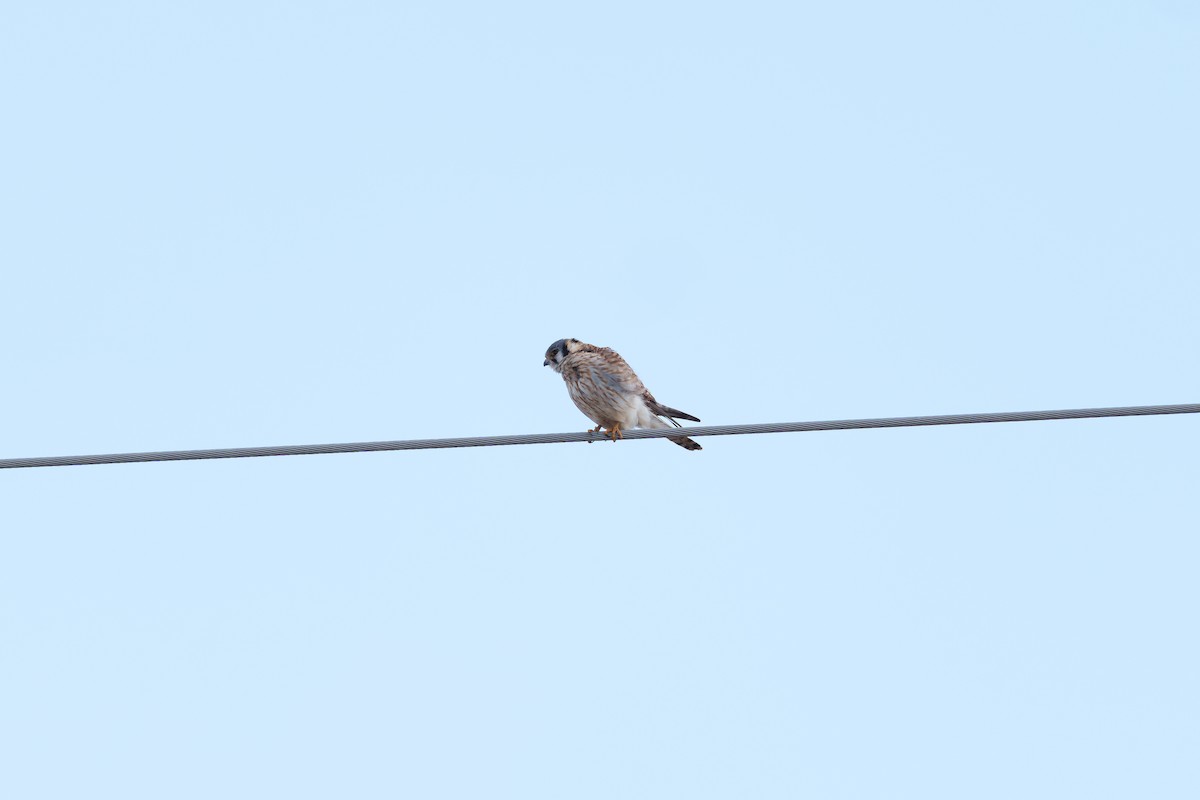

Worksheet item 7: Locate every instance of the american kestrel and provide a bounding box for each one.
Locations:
[543,338,703,451]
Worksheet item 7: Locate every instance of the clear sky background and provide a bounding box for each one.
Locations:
[2,2,1197,798]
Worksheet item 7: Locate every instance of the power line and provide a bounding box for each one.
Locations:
[1,403,1195,471]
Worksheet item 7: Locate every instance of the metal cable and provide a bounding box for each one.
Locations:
[1,403,1195,470]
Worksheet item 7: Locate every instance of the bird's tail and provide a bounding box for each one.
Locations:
[644,410,703,451]
[668,435,703,451]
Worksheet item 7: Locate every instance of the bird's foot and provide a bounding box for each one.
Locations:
[586,425,602,444]
[605,423,623,442]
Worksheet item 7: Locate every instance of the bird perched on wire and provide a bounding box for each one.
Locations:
[543,338,703,451]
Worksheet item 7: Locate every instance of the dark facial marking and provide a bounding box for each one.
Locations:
[546,339,568,362]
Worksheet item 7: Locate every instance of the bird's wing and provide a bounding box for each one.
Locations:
[644,397,701,424]
[560,349,646,421]
[571,348,647,395]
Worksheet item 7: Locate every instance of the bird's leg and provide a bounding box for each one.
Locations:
[586,424,602,444]
[606,422,623,442]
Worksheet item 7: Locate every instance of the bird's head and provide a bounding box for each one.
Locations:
[543,338,581,372]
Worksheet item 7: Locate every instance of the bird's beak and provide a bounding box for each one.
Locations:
[543,359,549,366]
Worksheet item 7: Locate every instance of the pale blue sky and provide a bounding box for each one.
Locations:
[2,2,1198,798]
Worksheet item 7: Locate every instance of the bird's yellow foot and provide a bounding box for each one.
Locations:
[605,423,623,442]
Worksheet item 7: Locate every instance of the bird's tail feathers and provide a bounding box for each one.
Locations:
[643,408,702,451]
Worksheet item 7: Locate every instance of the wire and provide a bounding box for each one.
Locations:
[1,403,1195,470]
